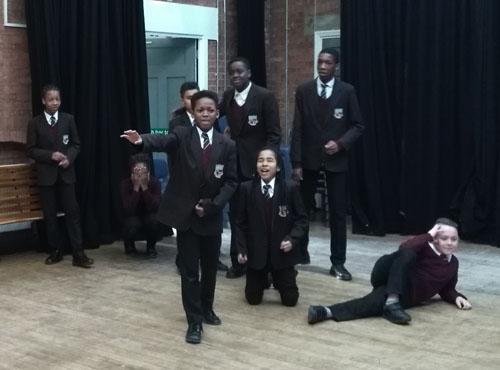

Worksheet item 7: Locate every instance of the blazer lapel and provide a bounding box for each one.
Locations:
[205,131,224,179]
[328,79,343,117]
[308,80,322,130]
[189,127,203,181]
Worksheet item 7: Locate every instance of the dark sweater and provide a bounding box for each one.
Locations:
[121,177,161,217]
[399,233,466,305]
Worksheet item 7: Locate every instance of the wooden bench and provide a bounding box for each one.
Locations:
[0,163,44,226]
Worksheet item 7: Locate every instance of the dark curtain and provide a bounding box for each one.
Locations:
[342,0,500,246]
[236,0,267,87]
[25,0,150,245]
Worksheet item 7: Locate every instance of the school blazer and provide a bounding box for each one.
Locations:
[169,110,192,132]
[26,112,81,186]
[220,84,281,179]
[141,126,237,235]
[235,179,308,270]
[290,79,364,172]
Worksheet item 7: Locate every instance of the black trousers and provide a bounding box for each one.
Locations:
[177,229,220,324]
[245,265,299,307]
[123,214,160,245]
[300,169,347,265]
[39,181,83,255]
[329,248,417,321]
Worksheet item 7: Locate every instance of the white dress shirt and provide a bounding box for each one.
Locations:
[196,126,214,148]
[316,77,335,99]
[44,111,59,126]
[261,177,276,198]
[234,82,252,106]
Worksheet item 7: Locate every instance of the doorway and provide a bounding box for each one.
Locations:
[146,34,197,131]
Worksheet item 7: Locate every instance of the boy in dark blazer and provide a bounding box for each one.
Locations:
[290,48,364,280]
[235,147,308,307]
[121,90,237,345]
[220,57,282,278]
[26,84,93,268]
[169,81,199,132]
[308,218,472,325]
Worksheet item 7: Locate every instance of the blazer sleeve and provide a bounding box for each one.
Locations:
[438,268,467,304]
[26,118,53,163]
[336,86,364,150]
[66,115,81,164]
[262,91,281,149]
[142,176,162,213]
[399,233,433,253]
[234,183,249,255]
[290,86,304,168]
[286,182,308,246]
[141,132,179,154]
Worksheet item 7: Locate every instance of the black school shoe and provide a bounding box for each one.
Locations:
[382,302,411,325]
[45,250,63,265]
[185,323,203,344]
[308,305,329,324]
[203,310,222,325]
[72,251,94,268]
[226,266,246,279]
[329,264,352,281]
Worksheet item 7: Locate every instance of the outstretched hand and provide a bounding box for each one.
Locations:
[120,130,143,145]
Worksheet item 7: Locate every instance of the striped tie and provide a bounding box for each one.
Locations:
[263,184,271,199]
[202,132,210,150]
[50,115,56,126]
[320,83,327,99]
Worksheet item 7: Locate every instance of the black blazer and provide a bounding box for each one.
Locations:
[290,79,364,172]
[141,126,237,235]
[235,179,308,270]
[26,112,81,186]
[220,84,281,179]
[169,109,192,132]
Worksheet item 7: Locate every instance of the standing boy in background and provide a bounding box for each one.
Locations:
[220,57,281,279]
[290,48,364,279]
[26,84,93,268]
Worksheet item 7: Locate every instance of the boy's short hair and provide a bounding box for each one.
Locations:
[129,153,151,172]
[319,47,340,64]
[435,217,458,229]
[228,56,251,70]
[41,84,61,98]
[190,90,219,109]
[180,82,199,97]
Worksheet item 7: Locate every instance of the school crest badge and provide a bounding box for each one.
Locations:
[278,205,289,218]
[214,164,224,179]
[62,134,69,145]
[334,108,344,119]
[248,115,259,126]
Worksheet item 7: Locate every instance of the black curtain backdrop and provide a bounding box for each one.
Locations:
[25,0,150,245]
[236,0,267,87]
[342,0,500,246]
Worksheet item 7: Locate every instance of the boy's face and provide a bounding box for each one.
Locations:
[317,52,336,81]
[181,89,198,113]
[256,149,279,183]
[42,90,61,114]
[433,225,459,256]
[193,97,219,132]
[228,61,251,91]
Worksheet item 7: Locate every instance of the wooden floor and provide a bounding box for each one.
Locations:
[1,236,500,370]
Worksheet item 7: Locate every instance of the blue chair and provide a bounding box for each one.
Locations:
[153,157,169,192]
